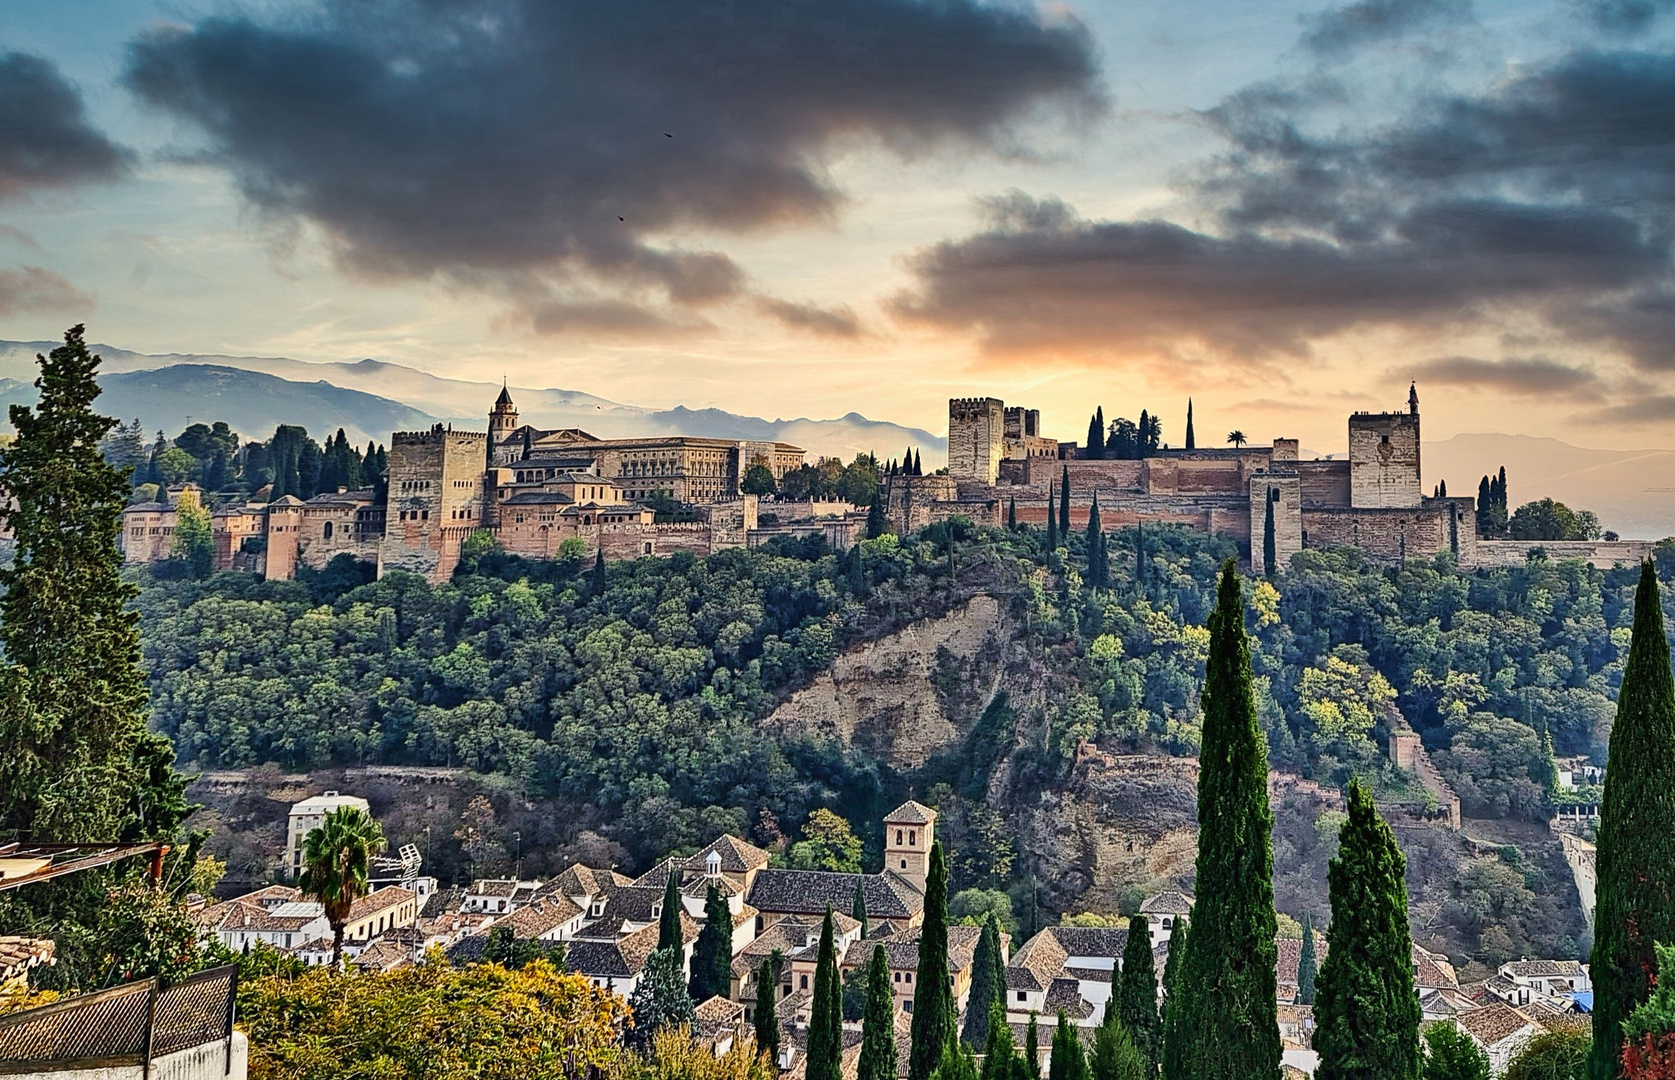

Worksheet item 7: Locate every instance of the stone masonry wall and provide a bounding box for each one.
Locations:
[948,397,1005,485]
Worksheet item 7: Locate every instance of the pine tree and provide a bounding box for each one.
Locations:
[0,327,170,843]
[1162,562,1280,1080]
[854,878,870,938]
[1047,486,1059,551]
[1263,489,1277,578]
[860,944,897,1080]
[1185,399,1195,451]
[1590,563,1675,1080]
[1060,467,1071,537]
[755,953,782,1059]
[809,909,844,1080]
[1087,410,1104,460]
[1421,1023,1490,1080]
[1090,1003,1147,1080]
[1296,915,1317,1006]
[657,869,683,952]
[910,841,955,1080]
[689,883,733,1001]
[964,915,1005,1046]
[1119,915,1162,1071]
[1313,779,1421,1080]
[1024,1015,1042,1080]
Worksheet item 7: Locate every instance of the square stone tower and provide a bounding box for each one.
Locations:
[948,397,1005,485]
[1349,385,1421,509]
[379,425,489,581]
[883,800,938,892]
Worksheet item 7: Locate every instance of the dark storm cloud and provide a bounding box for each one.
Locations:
[0,53,130,201]
[0,266,92,315]
[123,0,1102,327]
[1300,0,1472,58]
[1400,355,1604,396]
[755,297,864,338]
[897,44,1675,377]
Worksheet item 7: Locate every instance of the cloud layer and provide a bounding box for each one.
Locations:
[124,0,1102,331]
[0,52,130,202]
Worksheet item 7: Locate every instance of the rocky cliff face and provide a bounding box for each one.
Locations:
[761,594,1012,769]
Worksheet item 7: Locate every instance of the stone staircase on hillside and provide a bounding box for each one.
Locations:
[1387,731,1462,830]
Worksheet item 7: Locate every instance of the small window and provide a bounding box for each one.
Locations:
[800,975,809,990]
[900,859,907,870]
[1017,991,1026,1002]
[896,830,904,845]
[904,972,912,984]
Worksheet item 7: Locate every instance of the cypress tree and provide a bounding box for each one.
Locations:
[1590,562,1675,1080]
[934,1039,980,1080]
[1297,915,1318,1006]
[1162,562,1280,1080]
[1047,486,1058,551]
[1138,410,1152,455]
[1118,915,1162,1071]
[964,915,1005,1046]
[910,841,955,1080]
[1161,923,1185,1001]
[1085,495,1104,588]
[1060,467,1071,537]
[1263,489,1277,578]
[981,1000,1020,1080]
[860,944,897,1080]
[809,909,844,1080]
[689,882,733,1001]
[854,878,870,938]
[1087,410,1104,460]
[1008,497,1017,530]
[1049,1012,1087,1080]
[1312,779,1421,1080]
[1185,398,1195,451]
[1476,476,1492,537]
[914,450,923,475]
[755,953,782,1059]
[590,547,607,595]
[1135,520,1146,592]
[1024,1015,1042,1080]
[657,869,683,952]
[1089,1003,1147,1080]
[0,326,174,844]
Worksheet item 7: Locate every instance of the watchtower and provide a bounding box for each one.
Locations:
[883,800,938,893]
[948,397,1005,484]
[1348,385,1421,509]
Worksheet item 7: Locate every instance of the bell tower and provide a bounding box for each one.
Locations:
[489,380,519,443]
[882,801,938,893]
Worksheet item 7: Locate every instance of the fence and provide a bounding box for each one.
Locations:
[0,964,236,1076]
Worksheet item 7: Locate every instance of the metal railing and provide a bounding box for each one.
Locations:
[0,964,236,1076]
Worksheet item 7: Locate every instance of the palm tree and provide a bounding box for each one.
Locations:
[1226,430,1248,448]
[299,805,387,970]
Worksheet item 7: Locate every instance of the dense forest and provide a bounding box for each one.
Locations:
[132,514,1675,966]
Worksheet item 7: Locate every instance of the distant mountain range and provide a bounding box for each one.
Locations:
[0,340,1668,537]
[0,340,946,464]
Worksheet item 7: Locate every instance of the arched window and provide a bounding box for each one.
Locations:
[323,521,334,539]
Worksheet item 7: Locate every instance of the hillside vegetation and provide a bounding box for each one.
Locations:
[137,524,1673,964]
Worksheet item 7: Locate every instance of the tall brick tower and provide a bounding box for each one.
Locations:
[948,397,1004,484]
[1348,388,1422,509]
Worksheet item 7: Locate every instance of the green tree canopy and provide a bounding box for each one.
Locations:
[298,804,387,969]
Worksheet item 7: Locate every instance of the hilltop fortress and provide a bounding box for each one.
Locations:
[122,383,1651,581]
[899,385,1476,572]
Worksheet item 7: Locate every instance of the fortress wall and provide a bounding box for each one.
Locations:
[1471,538,1655,569]
[1297,460,1352,506]
[1301,506,1449,560]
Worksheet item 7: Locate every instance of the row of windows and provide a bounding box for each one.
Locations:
[397,510,430,521]
[398,480,433,493]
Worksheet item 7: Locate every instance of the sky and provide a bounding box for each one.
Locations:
[3,0,1675,454]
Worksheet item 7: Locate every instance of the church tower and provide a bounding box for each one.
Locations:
[489,381,519,444]
[883,800,938,893]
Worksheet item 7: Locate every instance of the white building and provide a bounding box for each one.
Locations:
[286,791,370,878]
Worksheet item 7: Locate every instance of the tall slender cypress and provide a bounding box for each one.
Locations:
[1118,915,1162,1071]
[1297,915,1318,1006]
[1135,520,1146,592]
[1060,467,1072,537]
[910,841,955,1080]
[1161,923,1185,1001]
[0,326,163,844]
[1262,490,1277,577]
[964,915,1005,1046]
[980,1001,1020,1080]
[1162,562,1280,1080]
[689,882,733,1001]
[1008,497,1017,530]
[1050,1012,1087,1080]
[1090,1002,1147,1080]
[809,909,844,1080]
[1087,410,1104,460]
[1024,1015,1042,1080]
[1185,399,1195,451]
[860,945,897,1080]
[1047,486,1059,551]
[1086,495,1106,589]
[1312,779,1420,1080]
[854,878,870,939]
[1591,563,1675,1080]
[755,953,782,1059]
[657,869,683,952]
